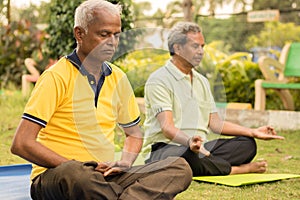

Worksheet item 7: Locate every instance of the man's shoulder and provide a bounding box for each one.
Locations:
[41,57,66,74]
[148,66,169,80]
[193,69,209,81]
[105,62,126,75]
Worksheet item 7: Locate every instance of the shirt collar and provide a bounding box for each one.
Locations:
[165,59,194,81]
[65,49,112,77]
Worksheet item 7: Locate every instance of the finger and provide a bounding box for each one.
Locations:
[273,135,285,140]
[267,126,277,135]
[95,162,112,172]
[95,166,110,173]
[193,135,204,142]
[200,145,210,156]
[267,128,273,134]
[103,167,121,177]
[192,143,200,150]
[265,135,285,140]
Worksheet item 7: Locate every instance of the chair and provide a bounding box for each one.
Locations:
[254,42,300,111]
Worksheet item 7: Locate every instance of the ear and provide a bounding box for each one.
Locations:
[74,26,85,43]
[173,44,181,54]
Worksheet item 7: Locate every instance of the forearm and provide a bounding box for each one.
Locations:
[121,126,144,166]
[121,136,142,166]
[163,126,209,155]
[11,139,68,168]
[162,126,190,146]
[157,111,207,154]
[220,121,253,137]
[157,111,190,146]
[11,119,69,168]
[209,113,253,137]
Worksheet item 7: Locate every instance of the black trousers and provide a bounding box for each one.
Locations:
[146,136,257,176]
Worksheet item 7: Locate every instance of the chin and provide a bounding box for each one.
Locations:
[104,56,113,62]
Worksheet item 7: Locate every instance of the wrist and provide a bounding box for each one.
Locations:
[117,160,132,168]
[248,128,255,137]
[186,136,193,147]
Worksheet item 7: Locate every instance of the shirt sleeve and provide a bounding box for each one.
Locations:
[116,75,141,127]
[23,70,64,127]
[145,78,173,117]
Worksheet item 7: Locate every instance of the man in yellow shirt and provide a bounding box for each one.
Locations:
[11,1,192,199]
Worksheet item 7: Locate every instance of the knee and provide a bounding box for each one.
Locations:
[239,136,257,159]
[169,157,193,189]
[56,160,103,189]
[244,136,257,152]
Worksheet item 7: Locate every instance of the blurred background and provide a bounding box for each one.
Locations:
[1,0,300,110]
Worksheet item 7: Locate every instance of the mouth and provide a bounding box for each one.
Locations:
[103,50,115,54]
[194,57,202,62]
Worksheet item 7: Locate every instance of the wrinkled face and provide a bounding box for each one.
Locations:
[75,9,121,63]
[176,32,205,67]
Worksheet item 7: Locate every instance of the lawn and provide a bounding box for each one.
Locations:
[176,130,300,200]
[1,90,300,199]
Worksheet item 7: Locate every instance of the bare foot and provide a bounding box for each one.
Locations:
[247,161,268,173]
[230,161,268,175]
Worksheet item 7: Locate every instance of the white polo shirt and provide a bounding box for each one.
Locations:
[143,60,217,153]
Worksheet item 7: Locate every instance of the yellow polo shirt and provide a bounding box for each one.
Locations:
[23,52,140,180]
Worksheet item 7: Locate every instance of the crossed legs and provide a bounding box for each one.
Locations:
[31,157,192,200]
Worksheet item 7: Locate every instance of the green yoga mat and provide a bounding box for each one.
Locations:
[193,173,300,187]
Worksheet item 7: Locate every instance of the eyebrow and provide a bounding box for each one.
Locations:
[100,29,121,34]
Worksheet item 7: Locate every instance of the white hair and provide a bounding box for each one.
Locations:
[74,0,122,32]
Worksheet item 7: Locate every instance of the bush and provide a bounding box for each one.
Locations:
[45,0,136,60]
[198,41,300,110]
[114,49,170,97]
[0,20,40,89]
[197,41,264,105]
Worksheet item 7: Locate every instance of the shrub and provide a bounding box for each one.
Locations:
[114,49,170,97]
[0,20,39,89]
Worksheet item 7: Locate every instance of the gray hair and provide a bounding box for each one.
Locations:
[168,21,202,55]
[74,0,122,33]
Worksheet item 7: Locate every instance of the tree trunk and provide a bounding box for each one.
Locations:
[7,0,10,25]
[182,0,193,21]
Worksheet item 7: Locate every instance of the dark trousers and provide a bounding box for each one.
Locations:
[30,157,192,200]
[146,136,257,176]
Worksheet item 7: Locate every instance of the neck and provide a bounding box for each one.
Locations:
[171,56,193,75]
[76,49,103,76]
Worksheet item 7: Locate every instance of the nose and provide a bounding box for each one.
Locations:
[198,46,204,55]
[106,34,119,46]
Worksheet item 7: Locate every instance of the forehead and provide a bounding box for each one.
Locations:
[90,9,121,31]
[186,32,205,44]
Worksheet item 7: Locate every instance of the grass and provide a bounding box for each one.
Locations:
[0,90,28,165]
[176,130,300,200]
[1,89,300,199]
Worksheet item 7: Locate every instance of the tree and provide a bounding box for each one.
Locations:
[182,0,193,21]
[0,0,10,25]
[14,1,51,25]
[132,0,152,20]
[246,22,300,49]
[45,0,82,59]
[45,0,135,60]
[0,19,40,88]
[252,0,300,24]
